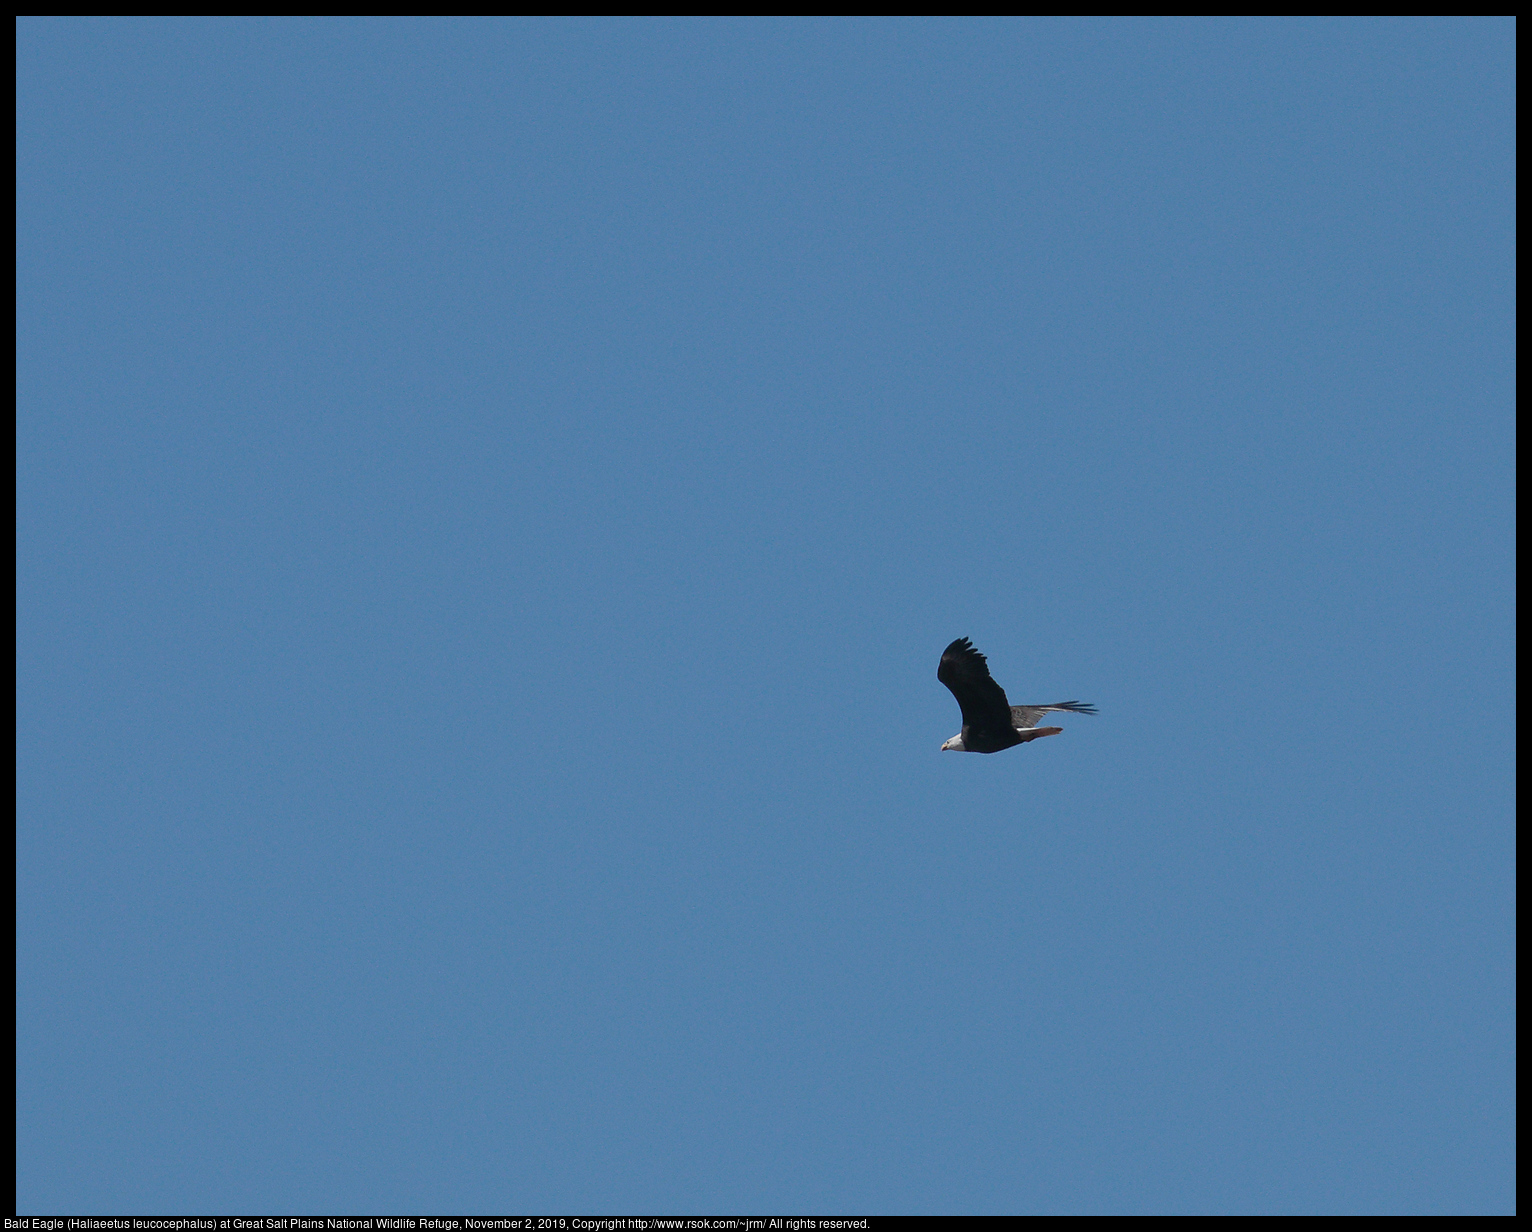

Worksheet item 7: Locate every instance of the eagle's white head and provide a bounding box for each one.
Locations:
[941,734,966,752]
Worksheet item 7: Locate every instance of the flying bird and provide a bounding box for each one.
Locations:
[938,637,1097,753]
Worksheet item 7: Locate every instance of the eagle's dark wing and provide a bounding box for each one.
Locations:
[938,638,1014,736]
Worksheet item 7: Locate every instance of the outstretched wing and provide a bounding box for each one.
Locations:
[1011,701,1098,729]
[938,638,1014,735]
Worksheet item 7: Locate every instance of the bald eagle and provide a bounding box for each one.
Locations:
[938,637,1096,753]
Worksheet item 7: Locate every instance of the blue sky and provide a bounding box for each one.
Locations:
[16,17,1515,1215]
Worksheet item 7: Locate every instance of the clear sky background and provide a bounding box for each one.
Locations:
[16,17,1515,1216]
